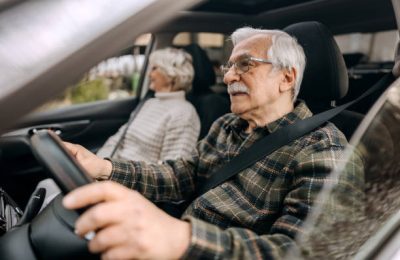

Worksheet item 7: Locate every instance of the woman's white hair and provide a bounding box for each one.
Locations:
[149,47,194,92]
[231,27,306,102]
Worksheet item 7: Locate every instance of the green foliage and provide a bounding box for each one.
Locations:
[69,78,109,104]
[131,72,140,95]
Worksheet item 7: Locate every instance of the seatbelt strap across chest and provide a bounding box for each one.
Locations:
[197,73,395,196]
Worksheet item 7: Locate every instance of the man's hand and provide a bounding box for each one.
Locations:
[63,182,191,260]
[63,142,112,179]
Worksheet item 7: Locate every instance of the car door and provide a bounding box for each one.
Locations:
[0,84,142,207]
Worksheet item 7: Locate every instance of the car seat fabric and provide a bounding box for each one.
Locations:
[284,21,363,140]
[183,43,230,139]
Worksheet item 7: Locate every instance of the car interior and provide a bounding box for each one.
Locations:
[182,43,231,139]
[0,0,399,258]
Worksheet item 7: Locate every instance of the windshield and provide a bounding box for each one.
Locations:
[287,77,400,258]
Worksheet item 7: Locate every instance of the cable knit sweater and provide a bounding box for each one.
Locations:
[97,91,200,162]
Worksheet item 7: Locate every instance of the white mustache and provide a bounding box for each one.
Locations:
[227,83,250,95]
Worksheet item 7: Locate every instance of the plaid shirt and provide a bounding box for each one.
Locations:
[109,101,363,259]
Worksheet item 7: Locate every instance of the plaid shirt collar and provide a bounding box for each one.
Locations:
[227,100,313,135]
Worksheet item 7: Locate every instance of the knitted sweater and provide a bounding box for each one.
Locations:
[97,91,200,162]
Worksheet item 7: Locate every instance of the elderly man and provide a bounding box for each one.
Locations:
[63,27,363,259]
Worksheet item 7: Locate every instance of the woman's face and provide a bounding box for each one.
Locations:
[149,66,172,92]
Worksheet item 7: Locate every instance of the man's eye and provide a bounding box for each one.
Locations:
[238,60,250,69]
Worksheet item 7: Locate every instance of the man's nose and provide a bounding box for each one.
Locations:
[223,67,240,85]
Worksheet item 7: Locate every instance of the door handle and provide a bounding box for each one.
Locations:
[29,127,62,135]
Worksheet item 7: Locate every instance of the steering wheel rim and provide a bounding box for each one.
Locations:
[30,130,92,194]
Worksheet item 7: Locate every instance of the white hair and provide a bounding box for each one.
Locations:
[149,47,194,92]
[231,27,306,101]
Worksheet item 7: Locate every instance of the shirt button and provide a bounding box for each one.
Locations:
[221,183,228,188]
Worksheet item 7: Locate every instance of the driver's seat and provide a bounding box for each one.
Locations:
[284,21,364,140]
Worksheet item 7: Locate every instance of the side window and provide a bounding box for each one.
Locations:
[335,30,398,64]
[291,79,400,259]
[173,32,231,92]
[334,30,399,113]
[37,34,152,112]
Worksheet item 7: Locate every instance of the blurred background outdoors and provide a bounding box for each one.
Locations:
[38,30,399,111]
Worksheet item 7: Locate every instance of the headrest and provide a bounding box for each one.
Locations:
[182,43,216,95]
[283,21,348,103]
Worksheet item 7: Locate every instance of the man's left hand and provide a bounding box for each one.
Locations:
[63,181,190,260]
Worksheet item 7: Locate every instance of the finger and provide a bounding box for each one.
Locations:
[88,224,129,254]
[74,200,125,236]
[62,142,80,157]
[63,181,130,210]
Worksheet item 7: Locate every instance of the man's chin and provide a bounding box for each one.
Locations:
[231,105,247,116]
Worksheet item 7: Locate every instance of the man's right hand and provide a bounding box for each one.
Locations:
[63,142,113,180]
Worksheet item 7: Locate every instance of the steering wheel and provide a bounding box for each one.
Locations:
[30,130,92,194]
[0,129,98,260]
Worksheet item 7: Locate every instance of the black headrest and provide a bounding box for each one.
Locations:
[182,43,216,95]
[284,21,348,103]
[343,52,368,67]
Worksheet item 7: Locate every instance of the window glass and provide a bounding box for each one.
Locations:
[173,32,191,46]
[288,80,400,258]
[335,30,398,64]
[37,34,151,112]
[197,33,224,47]
[334,30,397,114]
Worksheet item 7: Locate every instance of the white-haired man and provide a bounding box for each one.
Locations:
[62,27,363,259]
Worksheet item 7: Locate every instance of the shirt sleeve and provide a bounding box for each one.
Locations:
[108,114,228,202]
[180,141,364,259]
[159,110,200,161]
[109,151,200,202]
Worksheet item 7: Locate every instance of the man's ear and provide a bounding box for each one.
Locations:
[279,67,296,92]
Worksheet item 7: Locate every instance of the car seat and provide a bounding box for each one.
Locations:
[182,43,231,140]
[284,21,364,140]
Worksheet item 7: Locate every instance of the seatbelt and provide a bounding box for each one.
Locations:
[197,73,396,196]
[109,91,154,158]
[109,35,156,158]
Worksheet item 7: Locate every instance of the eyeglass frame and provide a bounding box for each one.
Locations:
[220,55,275,75]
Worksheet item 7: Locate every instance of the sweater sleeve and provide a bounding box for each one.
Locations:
[159,110,200,161]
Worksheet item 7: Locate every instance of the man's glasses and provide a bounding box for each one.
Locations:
[220,56,274,75]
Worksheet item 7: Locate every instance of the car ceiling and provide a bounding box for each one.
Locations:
[192,0,315,15]
[162,0,397,35]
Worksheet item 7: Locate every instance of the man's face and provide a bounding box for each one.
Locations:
[223,36,284,117]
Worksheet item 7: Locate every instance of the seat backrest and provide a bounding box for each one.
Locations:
[284,21,363,139]
[182,44,230,139]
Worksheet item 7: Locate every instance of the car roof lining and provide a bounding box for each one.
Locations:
[162,0,397,35]
[191,0,312,15]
